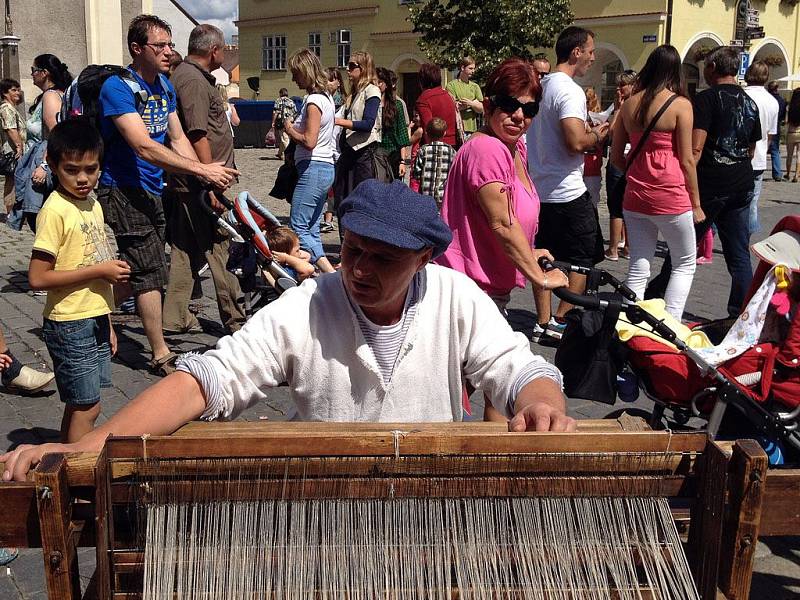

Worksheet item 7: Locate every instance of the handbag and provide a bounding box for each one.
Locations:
[554,300,627,405]
[0,151,17,177]
[608,94,679,209]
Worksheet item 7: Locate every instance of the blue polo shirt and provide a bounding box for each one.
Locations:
[98,68,176,196]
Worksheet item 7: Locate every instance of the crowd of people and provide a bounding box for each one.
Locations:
[0,16,789,553]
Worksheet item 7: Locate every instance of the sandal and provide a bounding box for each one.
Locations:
[619,248,630,260]
[148,352,178,377]
[0,547,18,566]
[604,249,619,262]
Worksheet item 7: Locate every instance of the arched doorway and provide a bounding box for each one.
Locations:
[681,34,724,97]
[575,43,629,109]
[752,39,790,85]
[390,54,424,112]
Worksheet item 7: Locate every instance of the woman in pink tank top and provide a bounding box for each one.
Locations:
[610,45,704,320]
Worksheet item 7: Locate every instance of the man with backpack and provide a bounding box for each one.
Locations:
[94,14,238,376]
[162,24,246,336]
[271,87,296,160]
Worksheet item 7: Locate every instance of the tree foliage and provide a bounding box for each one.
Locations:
[408,0,573,80]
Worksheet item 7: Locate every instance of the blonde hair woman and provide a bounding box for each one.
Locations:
[333,50,392,208]
[216,83,240,134]
[282,48,337,273]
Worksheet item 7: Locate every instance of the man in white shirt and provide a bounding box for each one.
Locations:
[744,61,779,234]
[527,27,609,343]
[1,180,575,481]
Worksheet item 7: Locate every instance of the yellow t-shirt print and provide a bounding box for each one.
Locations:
[141,93,170,135]
[32,190,115,321]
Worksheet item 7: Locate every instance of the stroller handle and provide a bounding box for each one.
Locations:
[538,258,606,310]
[200,191,245,243]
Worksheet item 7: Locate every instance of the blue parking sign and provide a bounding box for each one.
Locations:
[739,52,750,79]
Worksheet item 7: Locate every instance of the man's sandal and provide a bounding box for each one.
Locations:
[148,352,178,377]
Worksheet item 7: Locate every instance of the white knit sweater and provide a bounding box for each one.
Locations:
[177,264,562,422]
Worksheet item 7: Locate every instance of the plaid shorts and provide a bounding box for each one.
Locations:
[97,186,168,293]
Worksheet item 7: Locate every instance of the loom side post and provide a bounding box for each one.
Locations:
[718,440,768,600]
[34,453,82,600]
[94,445,112,600]
[687,439,729,600]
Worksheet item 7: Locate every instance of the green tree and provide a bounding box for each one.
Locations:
[408,0,573,80]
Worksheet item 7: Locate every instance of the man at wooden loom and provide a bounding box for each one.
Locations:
[2,180,574,481]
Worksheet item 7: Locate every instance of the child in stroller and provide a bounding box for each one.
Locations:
[264,226,315,282]
[545,215,800,462]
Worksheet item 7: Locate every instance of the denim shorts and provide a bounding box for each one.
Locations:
[43,316,112,405]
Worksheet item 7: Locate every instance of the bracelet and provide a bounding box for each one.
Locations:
[402,159,411,165]
[542,273,548,290]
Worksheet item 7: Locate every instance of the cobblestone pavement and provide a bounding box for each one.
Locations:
[1,150,798,597]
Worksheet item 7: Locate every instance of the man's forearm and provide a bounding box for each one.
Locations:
[514,377,566,416]
[136,138,202,176]
[189,135,213,164]
[76,372,207,453]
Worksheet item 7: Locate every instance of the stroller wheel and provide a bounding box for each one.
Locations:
[672,409,691,426]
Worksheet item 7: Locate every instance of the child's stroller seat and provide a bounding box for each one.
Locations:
[624,216,800,453]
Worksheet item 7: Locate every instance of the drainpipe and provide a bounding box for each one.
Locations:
[665,0,673,45]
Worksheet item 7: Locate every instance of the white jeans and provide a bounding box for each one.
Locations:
[623,209,696,320]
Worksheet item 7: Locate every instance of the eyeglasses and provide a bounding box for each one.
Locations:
[30,67,45,75]
[490,94,539,119]
[144,41,176,53]
[347,62,362,71]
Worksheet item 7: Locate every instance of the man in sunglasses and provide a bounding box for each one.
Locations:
[527,26,609,343]
[96,14,238,376]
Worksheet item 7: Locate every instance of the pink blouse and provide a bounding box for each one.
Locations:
[435,134,540,296]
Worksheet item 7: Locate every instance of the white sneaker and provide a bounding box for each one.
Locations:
[532,318,566,342]
[5,365,55,393]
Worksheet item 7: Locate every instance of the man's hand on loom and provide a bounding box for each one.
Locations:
[1,443,68,481]
[508,402,576,432]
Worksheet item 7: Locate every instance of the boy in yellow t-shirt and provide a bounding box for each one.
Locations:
[28,120,131,443]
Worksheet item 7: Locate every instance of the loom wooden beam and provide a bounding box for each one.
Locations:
[688,440,729,600]
[718,439,768,600]
[105,429,708,460]
[35,453,82,600]
[758,467,800,535]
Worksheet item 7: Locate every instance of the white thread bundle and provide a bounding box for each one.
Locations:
[142,495,699,599]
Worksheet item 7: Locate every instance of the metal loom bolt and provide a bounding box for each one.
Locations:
[49,551,62,568]
[741,535,753,548]
[39,486,52,500]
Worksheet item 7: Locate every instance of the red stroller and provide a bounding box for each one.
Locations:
[544,217,800,458]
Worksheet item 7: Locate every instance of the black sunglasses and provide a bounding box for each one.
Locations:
[490,94,539,119]
[347,62,362,71]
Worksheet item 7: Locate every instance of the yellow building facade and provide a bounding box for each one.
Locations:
[237,0,427,104]
[237,0,800,105]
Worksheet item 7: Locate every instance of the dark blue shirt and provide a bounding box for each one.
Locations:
[98,68,177,196]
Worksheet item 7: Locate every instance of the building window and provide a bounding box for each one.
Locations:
[262,35,287,71]
[337,30,351,68]
[309,32,321,58]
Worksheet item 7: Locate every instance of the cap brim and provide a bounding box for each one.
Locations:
[341,212,428,251]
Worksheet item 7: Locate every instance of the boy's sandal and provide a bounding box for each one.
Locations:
[148,352,178,377]
[0,547,18,566]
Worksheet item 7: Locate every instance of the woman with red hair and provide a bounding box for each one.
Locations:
[436,58,568,310]
[414,63,458,146]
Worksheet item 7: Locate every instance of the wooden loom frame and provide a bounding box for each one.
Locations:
[0,418,792,600]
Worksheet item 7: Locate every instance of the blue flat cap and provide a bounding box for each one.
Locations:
[338,180,452,258]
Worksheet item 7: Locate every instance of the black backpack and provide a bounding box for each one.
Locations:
[59,64,172,130]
